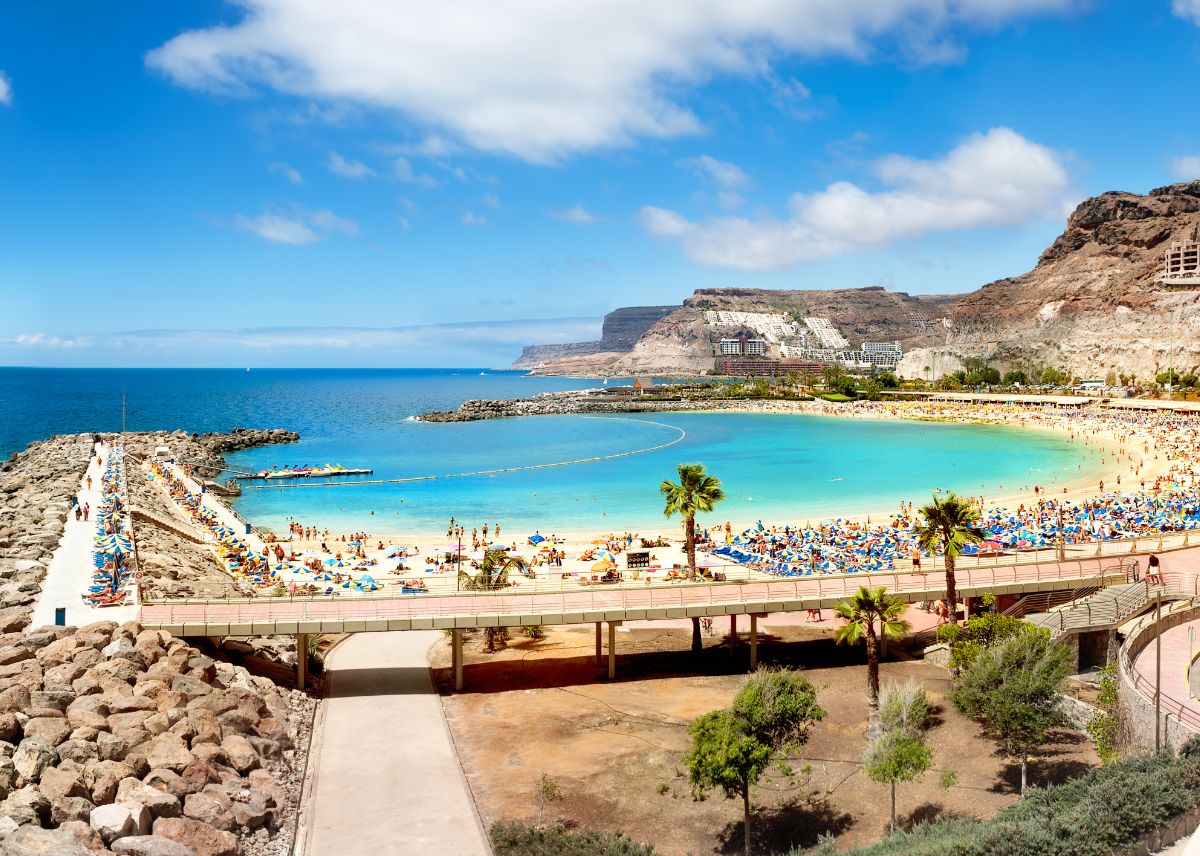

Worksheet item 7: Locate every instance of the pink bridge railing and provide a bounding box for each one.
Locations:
[140,554,1140,628]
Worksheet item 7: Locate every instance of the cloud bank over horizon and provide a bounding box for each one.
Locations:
[1,317,604,368]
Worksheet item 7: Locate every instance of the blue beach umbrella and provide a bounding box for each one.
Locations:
[95,534,133,555]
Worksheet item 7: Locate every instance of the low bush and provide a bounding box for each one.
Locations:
[819,753,1200,856]
[491,822,662,856]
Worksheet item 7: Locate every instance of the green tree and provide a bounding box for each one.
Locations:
[1002,369,1029,387]
[1086,663,1121,764]
[661,463,726,652]
[951,630,1073,796]
[533,772,564,828]
[936,609,1034,673]
[915,493,983,625]
[686,669,825,856]
[864,682,933,834]
[459,548,527,652]
[833,586,911,712]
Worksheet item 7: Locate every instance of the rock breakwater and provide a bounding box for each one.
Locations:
[0,430,313,856]
[417,390,833,422]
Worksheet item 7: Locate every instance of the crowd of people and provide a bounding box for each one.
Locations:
[703,401,1200,577]
[83,444,133,607]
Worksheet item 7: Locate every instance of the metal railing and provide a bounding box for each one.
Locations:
[139,554,1156,628]
[1120,600,1200,733]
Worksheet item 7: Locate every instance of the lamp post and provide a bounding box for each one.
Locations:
[1155,594,1163,753]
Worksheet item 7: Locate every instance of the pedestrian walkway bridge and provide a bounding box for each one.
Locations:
[140,554,1146,637]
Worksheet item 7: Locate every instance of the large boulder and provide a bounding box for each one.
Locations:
[11,737,56,784]
[151,817,238,856]
[49,795,95,825]
[141,736,193,774]
[36,765,87,803]
[65,697,109,731]
[85,759,135,805]
[0,786,49,826]
[111,835,198,856]
[182,790,233,832]
[20,719,69,749]
[116,779,181,819]
[0,824,93,856]
[216,736,257,775]
[89,801,137,844]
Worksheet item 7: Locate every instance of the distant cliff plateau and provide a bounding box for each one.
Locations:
[516,181,1200,380]
[511,305,676,370]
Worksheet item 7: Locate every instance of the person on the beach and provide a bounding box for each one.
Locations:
[82,503,89,521]
[1147,553,1162,586]
[75,505,82,522]
[86,475,92,490]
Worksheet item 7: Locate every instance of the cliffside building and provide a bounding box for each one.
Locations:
[1159,241,1200,288]
[718,334,766,356]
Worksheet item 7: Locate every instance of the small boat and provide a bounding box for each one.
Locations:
[263,464,373,480]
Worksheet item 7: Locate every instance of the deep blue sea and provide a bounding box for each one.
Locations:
[0,367,1107,536]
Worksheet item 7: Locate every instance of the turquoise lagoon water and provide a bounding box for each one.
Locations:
[0,368,1107,536]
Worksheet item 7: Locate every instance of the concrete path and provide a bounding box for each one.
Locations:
[29,442,139,628]
[303,631,489,856]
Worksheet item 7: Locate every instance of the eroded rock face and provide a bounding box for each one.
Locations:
[911,180,1200,379]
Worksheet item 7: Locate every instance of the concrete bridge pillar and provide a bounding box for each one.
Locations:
[607,621,622,680]
[295,633,308,690]
[750,614,762,670]
[730,614,737,646]
[452,629,464,692]
[595,622,602,665]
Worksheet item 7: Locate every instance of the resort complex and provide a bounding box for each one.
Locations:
[12,4,1200,855]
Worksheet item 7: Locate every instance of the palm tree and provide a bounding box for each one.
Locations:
[661,463,726,653]
[834,586,911,712]
[459,548,527,652]
[915,493,984,625]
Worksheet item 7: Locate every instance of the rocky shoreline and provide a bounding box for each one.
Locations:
[0,429,314,856]
[416,389,836,422]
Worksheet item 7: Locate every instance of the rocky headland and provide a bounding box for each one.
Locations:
[515,181,1200,380]
[416,388,836,422]
[0,428,312,856]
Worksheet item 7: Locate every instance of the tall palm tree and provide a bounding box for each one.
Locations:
[459,548,527,652]
[661,463,726,653]
[915,493,984,625]
[834,586,911,712]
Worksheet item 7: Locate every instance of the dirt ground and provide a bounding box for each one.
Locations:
[433,620,1099,854]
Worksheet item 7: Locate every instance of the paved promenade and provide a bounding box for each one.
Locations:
[1131,619,1200,731]
[302,631,488,855]
[29,442,139,627]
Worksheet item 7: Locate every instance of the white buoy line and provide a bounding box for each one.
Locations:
[238,416,687,491]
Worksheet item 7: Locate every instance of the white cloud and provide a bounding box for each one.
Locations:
[268,161,303,184]
[4,318,603,354]
[480,192,501,209]
[146,0,1073,162]
[1173,0,1200,24]
[461,210,486,227]
[327,151,375,179]
[1171,156,1200,179]
[0,71,11,105]
[233,206,358,245]
[553,205,601,224]
[680,154,749,189]
[392,157,437,187]
[640,127,1072,270]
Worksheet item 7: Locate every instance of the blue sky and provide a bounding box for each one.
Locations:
[3,0,1200,367]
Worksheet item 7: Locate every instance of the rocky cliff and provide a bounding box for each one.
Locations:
[521,287,957,377]
[899,181,1200,380]
[520,182,1200,380]
[511,305,676,369]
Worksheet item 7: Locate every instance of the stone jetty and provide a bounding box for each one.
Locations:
[0,429,312,856]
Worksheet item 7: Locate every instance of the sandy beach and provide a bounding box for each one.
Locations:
[206,399,1185,600]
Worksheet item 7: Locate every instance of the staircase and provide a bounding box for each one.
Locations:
[1023,581,1171,638]
[130,505,209,545]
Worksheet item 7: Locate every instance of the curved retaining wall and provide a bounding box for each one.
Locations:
[1118,599,1200,752]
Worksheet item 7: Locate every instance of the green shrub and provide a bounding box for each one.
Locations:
[491,822,662,856]
[829,754,1200,855]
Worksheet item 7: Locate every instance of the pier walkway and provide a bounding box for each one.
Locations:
[30,441,139,627]
[299,631,488,856]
